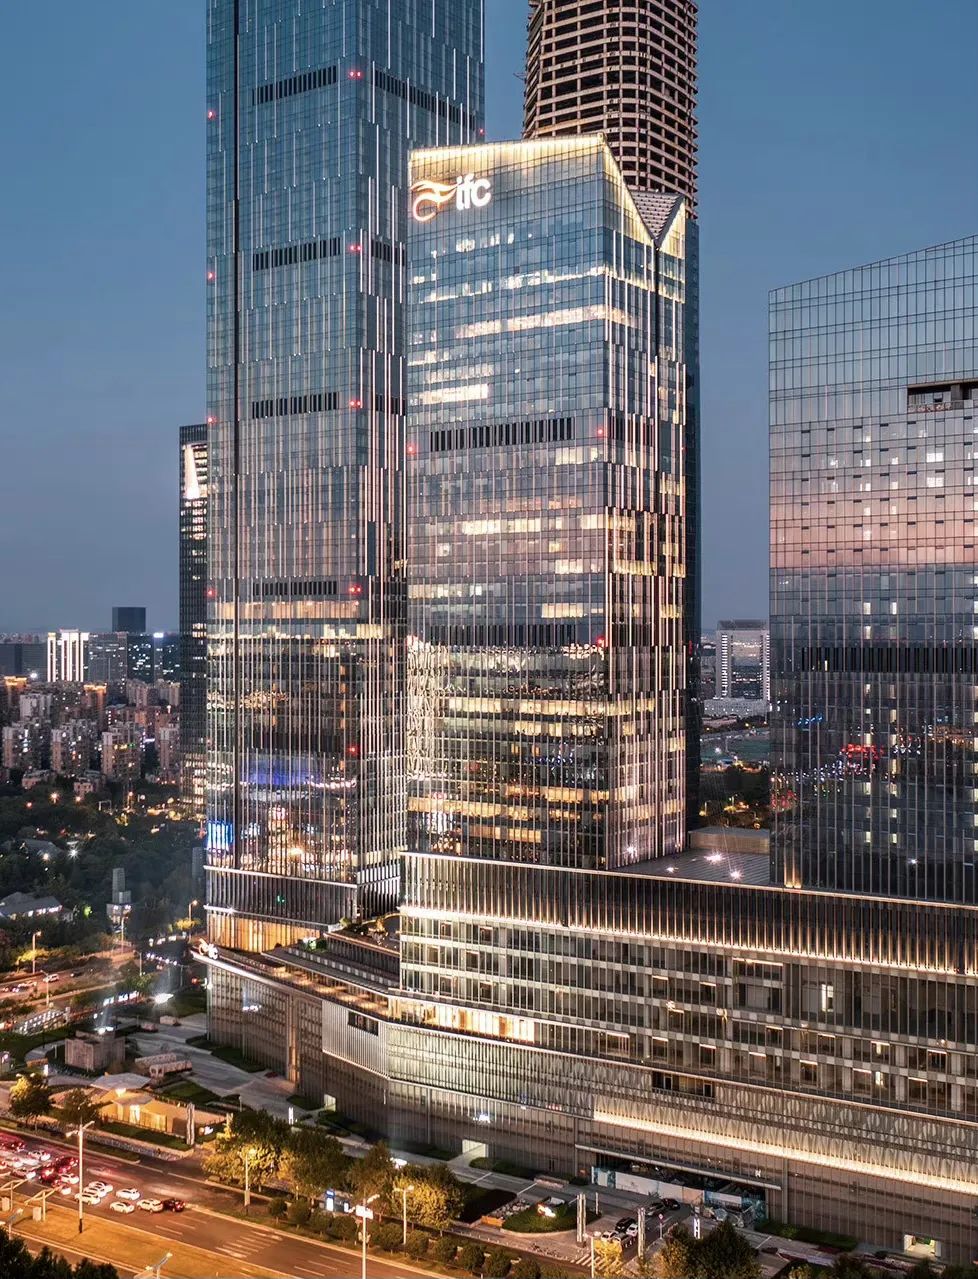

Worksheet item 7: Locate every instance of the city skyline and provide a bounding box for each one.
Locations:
[2,0,975,633]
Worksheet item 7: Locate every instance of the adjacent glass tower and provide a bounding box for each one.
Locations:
[771,235,978,901]
[523,0,700,829]
[180,422,209,818]
[205,0,484,949]
[406,136,689,875]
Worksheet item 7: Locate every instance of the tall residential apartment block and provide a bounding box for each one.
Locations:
[180,423,208,817]
[771,236,978,901]
[204,0,484,950]
[46,631,88,684]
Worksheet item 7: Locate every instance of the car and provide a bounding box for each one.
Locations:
[115,1188,140,1201]
[626,1224,639,1238]
[58,1185,73,1197]
[43,974,59,984]
[90,1181,113,1194]
[138,1199,164,1213]
[647,1198,664,1213]
[162,1199,186,1213]
[75,1193,100,1206]
[662,1199,681,1211]
[596,1230,617,1241]
[59,1174,79,1185]
[616,1217,635,1231]
[110,1201,135,1214]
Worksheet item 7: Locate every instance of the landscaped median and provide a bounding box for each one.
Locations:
[17,1201,282,1279]
[240,1200,581,1279]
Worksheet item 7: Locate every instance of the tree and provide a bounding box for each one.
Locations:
[285,1199,312,1227]
[9,1073,52,1126]
[347,1140,394,1207]
[57,1088,103,1128]
[459,1242,486,1274]
[830,1258,873,1279]
[696,1219,761,1279]
[431,1238,459,1266]
[0,1231,120,1279]
[649,1225,698,1279]
[279,1127,348,1201]
[394,1164,464,1232]
[404,1231,429,1260]
[484,1248,512,1277]
[371,1222,403,1252]
[593,1237,624,1277]
[512,1260,541,1279]
[202,1110,290,1189]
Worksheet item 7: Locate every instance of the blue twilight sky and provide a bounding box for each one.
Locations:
[0,1,975,633]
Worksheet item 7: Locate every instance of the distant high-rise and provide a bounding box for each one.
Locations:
[87,633,129,686]
[716,619,770,703]
[771,235,978,901]
[112,607,146,635]
[46,631,88,683]
[205,0,484,951]
[179,423,208,817]
[523,0,698,215]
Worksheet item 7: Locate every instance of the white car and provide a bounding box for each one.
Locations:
[115,1188,140,1201]
[110,1200,135,1214]
[90,1181,113,1194]
[85,1185,109,1200]
[75,1193,100,1206]
[138,1198,164,1213]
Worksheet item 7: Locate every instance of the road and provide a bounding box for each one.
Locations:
[1,1127,439,1278]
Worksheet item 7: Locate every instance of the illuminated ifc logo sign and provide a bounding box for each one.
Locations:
[410,174,492,222]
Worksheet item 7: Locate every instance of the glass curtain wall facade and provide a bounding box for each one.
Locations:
[522,0,700,831]
[406,137,688,873]
[180,423,209,817]
[206,0,484,948]
[771,236,978,901]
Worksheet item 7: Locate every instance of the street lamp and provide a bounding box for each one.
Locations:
[354,1192,380,1279]
[243,1146,257,1213]
[399,1183,415,1245]
[68,1121,95,1233]
[31,931,40,980]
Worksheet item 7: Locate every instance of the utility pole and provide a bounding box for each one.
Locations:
[355,1193,379,1279]
[70,1121,95,1233]
[400,1184,414,1246]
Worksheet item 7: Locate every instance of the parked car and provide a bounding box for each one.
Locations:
[116,1188,140,1201]
[110,1201,135,1214]
[662,1198,681,1211]
[138,1199,164,1213]
[162,1198,186,1212]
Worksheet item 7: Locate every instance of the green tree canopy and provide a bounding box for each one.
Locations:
[392,1164,464,1232]
[347,1140,395,1208]
[278,1127,349,1201]
[202,1109,291,1189]
[57,1088,103,1128]
[9,1073,52,1125]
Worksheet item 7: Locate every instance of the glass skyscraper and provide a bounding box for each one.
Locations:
[406,137,688,872]
[771,236,978,901]
[180,422,209,818]
[205,0,484,949]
